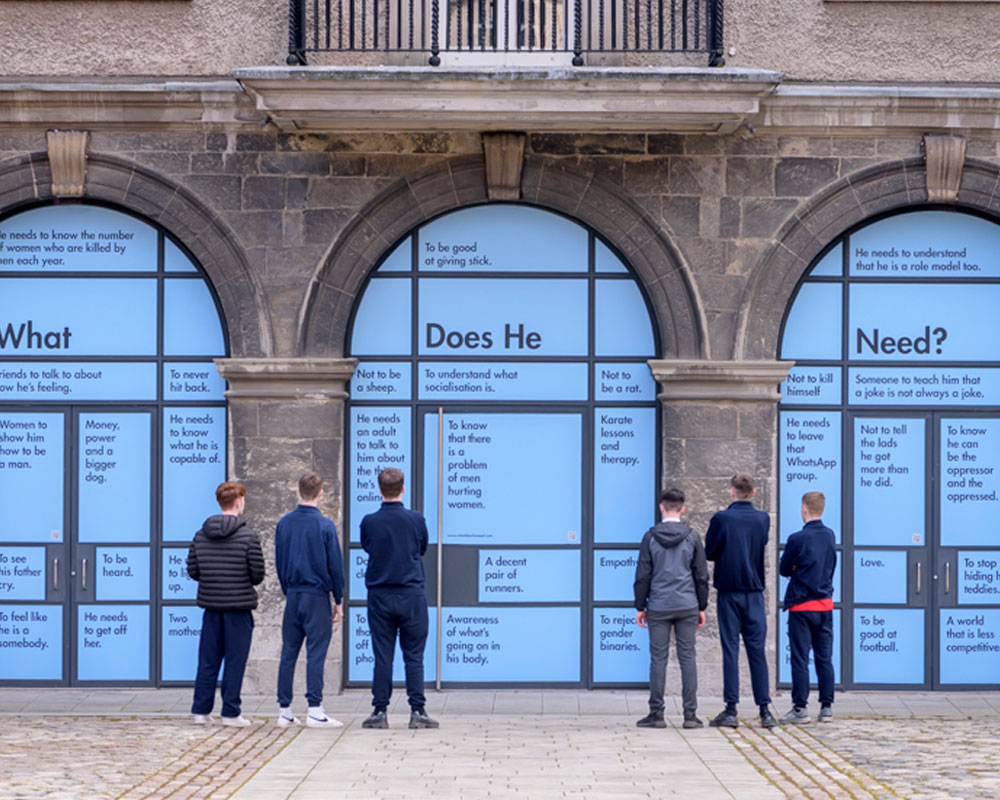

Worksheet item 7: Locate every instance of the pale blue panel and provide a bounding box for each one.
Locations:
[164,238,198,273]
[79,414,151,544]
[940,608,1000,683]
[853,418,925,546]
[0,362,156,401]
[162,548,198,601]
[351,362,411,401]
[593,550,639,602]
[0,604,62,679]
[957,552,1000,605]
[419,278,588,357]
[351,278,412,356]
[419,362,588,402]
[423,413,582,546]
[163,279,225,357]
[348,548,368,600]
[809,243,843,277]
[849,368,1000,407]
[779,412,842,544]
[77,604,150,681]
[595,363,656,401]
[780,283,842,361]
[161,606,203,681]
[592,608,647,683]
[0,206,157,272]
[594,408,656,543]
[941,419,1000,546]
[0,547,46,600]
[595,239,628,273]
[347,606,437,683]
[441,606,580,682]
[162,408,226,542]
[349,407,411,544]
[778,609,841,684]
[852,550,906,604]
[850,211,1000,278]
[478,550,580,603]
[0,278,156,356]
[96,547,150,601]
[377,239,412,272]
[853,608,924,684]
[850,284,1000,362]
[779,558,842,603]
[595,281,655,357]
[163,363,225,401]
[781,367,842,406]
[0,413,64,543]
[418,206,587,272]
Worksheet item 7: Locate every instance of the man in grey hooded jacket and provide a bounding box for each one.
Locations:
[633,487,709,729]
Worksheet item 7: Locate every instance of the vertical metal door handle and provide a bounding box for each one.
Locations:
[53,557,59,591]
[945,561,951,594]
[916,561,921,594]
[82,558,87,591]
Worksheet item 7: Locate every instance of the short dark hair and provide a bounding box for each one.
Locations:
[378,468,404,498]
[215,481,246,511]
[659,487,685,512]
[299,472,323,501]
[731,472,755,498]
[802,491,825,517]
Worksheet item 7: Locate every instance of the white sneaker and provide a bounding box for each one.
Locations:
[276,707,300,727]
[221,715,252,727]
[192,714,213,724]
[306,706,343,728]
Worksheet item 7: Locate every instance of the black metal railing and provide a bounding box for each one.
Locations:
[288,0,724,66]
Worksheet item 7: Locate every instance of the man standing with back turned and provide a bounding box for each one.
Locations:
[779,491,836,725]
[705,472,776,729]
[274,471,345,729]
[360,468,438,730]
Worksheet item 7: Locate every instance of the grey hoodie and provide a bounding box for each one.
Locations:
[633,521,709,614]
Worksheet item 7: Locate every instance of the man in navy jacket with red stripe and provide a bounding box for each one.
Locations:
[779,491,837,725]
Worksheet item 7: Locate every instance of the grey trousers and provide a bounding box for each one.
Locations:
[646,609,699,715]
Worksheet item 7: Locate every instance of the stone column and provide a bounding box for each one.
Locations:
[214,357,358,697]
[647,359,794,702]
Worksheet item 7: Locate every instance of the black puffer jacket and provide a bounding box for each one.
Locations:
[187,515,265,611]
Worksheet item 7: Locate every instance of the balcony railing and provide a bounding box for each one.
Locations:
[287,0,724,66]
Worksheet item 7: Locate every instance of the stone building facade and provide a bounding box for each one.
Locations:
[1,0,999,698]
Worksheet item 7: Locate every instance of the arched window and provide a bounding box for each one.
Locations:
[779,208,1000,689]
[346,204,660,686]
[0,203,227,685]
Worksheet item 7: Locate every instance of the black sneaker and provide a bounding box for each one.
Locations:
[708,709,739,728]
[760,708,777,729]
[682,713,704,729]
[362,709,388,729]
[408,708,439,729]
[636,713,667,729]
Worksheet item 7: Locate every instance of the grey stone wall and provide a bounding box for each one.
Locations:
[3,127,999,698]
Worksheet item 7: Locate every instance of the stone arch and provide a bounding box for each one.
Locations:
[737,157,1000,361]
[297,153,708,360]
[0,151,273,357]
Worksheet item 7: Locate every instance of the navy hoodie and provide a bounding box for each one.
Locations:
[360,501,428,593]
[705,500,770,592]
[779,519,836,610]
[275,505,345,603]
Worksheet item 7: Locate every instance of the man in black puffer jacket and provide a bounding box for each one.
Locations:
[633,487,709,730]
[187,481,265,726]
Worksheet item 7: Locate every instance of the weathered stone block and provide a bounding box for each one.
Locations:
[668,157,724,195]
[260,152,331,176]
[683,437,758,479]
[660,195,700,236]
[647,134,684,155]
[243,176,286,210]
[740,198,800,239]
[726,157,775,197]
[182,174,242,210]
[775,158,839,197]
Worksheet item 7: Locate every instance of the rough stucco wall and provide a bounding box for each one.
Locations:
[726,0,1000,82]
[0,0,286,76]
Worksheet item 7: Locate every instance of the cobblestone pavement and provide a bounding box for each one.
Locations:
[0,717,298,800]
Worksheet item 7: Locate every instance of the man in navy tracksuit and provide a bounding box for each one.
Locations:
[779,491,836,725]
[705,472,775,729]
[274,472,345,729]
[360,467,438,730]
